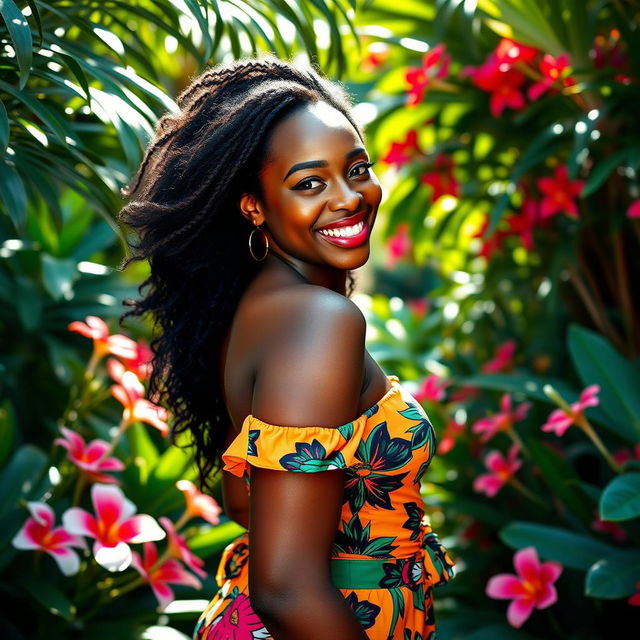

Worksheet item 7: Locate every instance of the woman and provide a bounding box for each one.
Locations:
[118,56,455,640]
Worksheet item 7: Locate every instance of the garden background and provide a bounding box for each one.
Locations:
[1,0,639,638]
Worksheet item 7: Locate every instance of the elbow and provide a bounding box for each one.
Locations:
[249,586,291,623]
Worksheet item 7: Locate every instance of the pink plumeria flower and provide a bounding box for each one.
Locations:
[176,480,222,525]
[111,370,170,436]
[131,541,202,611]
[414,374,451,403]
[68,315,138,361]
[486,546,563,628]
[159,517,206,578]
[628,200,640,218]
[62,484,165,572]
[12,502,85,576]
[473,444,522,497]
[107,339,154,383]
[472,394,531,442]
[541,385,600,436]
[54,427,124,484]
[482,340,517,373]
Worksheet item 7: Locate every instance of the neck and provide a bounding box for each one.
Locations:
[266,250,348,295]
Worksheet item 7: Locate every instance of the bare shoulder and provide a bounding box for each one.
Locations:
[251,284,367,427]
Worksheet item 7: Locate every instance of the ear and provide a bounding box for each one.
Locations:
[239,193,266,227]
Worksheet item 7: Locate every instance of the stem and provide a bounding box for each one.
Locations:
[613,231,637,356]
[576,416,623,474]
[109,575,144,599]
[173,510,191,532]
[72,473,87,506]
[101,416,129,460]
[505,426,530,459]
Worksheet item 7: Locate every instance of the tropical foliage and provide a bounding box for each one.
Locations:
[2,0,640,638]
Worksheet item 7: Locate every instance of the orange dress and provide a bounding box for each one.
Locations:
[194,375,456,640]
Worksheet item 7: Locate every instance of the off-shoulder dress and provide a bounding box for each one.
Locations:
[193,375,456,640]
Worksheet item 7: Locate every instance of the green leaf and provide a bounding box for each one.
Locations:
[582,149,630,198]
[40,254,78,301]
[600,473,640,522]
[0,158,26,229]
[0,398,16,467]
[0,98,8,155]
[0,444,47,518]
[14,574,75,620]
[568,324,640,442]
[0,0,33,89]
[500,521,617,570]
[187,521,246,558]
[585,550,640,598]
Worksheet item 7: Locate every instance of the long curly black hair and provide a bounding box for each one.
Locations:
[117,56,363,492]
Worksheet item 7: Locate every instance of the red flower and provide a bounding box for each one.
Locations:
[627,200,640,218]
[591,509,627,542]
[12,502,86,576]
[414,374,451,403]
[473,444,522,497]
[464,56,527,117]
[471,215,509,259]
[528,54,574,101]
[537,165,584,219]
[494,38,538,65]
[612,444,640,466]
[54,426,124,484]
[405,44,451,106]
[421,154,460,203]
[62,483,165,571]
[486,546,563,628]
[482,340,517,373]
[628,581,640,607]
[381,129,423,170]
[362,42,390,72]
[472,394,531,442]
[68,315,137,361]
[111,370,170,436]
[541,385,600,436]
[437,418,465,455]
[385,222,412,268]
[131,541,202,611]
[176,480,222,525]
[505,197,544,251]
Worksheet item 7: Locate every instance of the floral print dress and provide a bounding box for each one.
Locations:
[194,375,456,640]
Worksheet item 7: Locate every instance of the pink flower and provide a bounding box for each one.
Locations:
[107,339,153,383]
[463,55,527,117]
[482,340,517,373]
[131,541,202,611]
[472,394,531,442]
[628,581,640,607]
[405,44,451,106]
[381,129,423,170]
[528,54,574,101]
[414,374,450,403]
[473,444,522,497]
[208,593,267,640]
[627,200,640,218]
[537,165,584,219]
[12,502,85,576]
[421,154,460,203]
[62,484,165,571]
[385,222,412,268]
[54,427,124,484]
[111,370,170,436]
[176,480,222,525]
[159,517,206,578]
[541,385,600,436]
[68,315,138,361]
[486,546,563,628]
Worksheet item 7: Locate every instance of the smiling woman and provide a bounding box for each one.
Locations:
[117,56,455,640]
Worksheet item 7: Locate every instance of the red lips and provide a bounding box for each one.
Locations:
[315,209,368,232]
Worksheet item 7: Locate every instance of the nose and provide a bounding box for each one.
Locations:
[328,178,363,212]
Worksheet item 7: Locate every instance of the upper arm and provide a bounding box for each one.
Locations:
[247,289,366,597]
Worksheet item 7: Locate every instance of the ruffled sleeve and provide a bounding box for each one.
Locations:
[222,413,369,477]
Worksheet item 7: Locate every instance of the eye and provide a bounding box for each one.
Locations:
[292,177,325,191]
[349,161,375,178]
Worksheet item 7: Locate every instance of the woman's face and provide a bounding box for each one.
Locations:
[242,100,382,280]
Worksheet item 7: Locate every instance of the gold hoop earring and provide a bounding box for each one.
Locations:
[249,225,269,261]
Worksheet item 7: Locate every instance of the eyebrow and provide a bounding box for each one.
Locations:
[283,147,367,181]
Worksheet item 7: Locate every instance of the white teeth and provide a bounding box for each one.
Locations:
[318,220,364,238]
